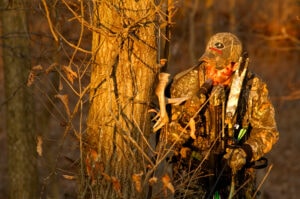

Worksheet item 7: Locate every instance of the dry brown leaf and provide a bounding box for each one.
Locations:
[62,175,76,180]
[32,65,43,71]
[189,118,196,139]
[36,135,43,156]
[132,172,143,193]
[45,63,59,74]
[27,65,44,87]
[62,65,78,84]
[102,172,111,181]
[111,176,122,197]
[55,94,71,117]
[27,71,35,87]
[90,149,99,162]
[180,147,191,159]
[160,58,168,67]
[148,177,158,185]
[146,164,153,169]
[162,174,175,194]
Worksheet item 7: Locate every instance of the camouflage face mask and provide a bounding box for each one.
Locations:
[199,32,242,70]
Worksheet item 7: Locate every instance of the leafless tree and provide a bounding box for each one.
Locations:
[1,0,38,198]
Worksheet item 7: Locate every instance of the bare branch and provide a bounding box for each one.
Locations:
[41,0,58,42]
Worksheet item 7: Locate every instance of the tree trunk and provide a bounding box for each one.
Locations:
[83,1,159,198]
[188,0,199,63]
[205,0,214,42]
[229,0,236,33]
[1,1,38,199]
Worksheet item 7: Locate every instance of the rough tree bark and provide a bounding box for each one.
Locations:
[83,1,159,198]
[0,0,38,199]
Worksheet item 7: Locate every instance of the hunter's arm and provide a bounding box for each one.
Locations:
[244,77,279,162]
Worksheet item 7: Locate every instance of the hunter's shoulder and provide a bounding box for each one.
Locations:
[173,65,199,81]
[246,71,268,87]
[246,71,272,98]
[171,65,200,98]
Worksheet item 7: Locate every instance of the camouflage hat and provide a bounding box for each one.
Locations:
[199,32,242,70]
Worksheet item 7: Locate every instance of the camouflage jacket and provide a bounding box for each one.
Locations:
[166,64,279,163]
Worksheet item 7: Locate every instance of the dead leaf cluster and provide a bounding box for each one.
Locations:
[27,65,43,87]
[36,135,43,157]
[61,65,78,84]
[132,173,175,196]
[55,94,71,117]
[85,149,122,197]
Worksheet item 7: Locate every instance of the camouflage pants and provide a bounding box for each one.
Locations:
[171,155,257,199]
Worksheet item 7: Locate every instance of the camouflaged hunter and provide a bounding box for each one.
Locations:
[154,32,279,199]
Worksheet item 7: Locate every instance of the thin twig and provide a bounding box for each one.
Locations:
[42,0,58,42]
[252,164,273,198]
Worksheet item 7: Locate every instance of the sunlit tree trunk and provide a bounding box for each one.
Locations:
[0,0,38,199]
[83,1,159,198]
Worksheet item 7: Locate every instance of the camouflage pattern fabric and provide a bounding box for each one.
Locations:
[199,32,242,69]
[243,75,279,161]
[162,33,279,198]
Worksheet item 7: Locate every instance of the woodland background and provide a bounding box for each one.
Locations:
[0,0,300,198]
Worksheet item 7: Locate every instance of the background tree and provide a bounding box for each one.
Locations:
[0,0,38,198]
